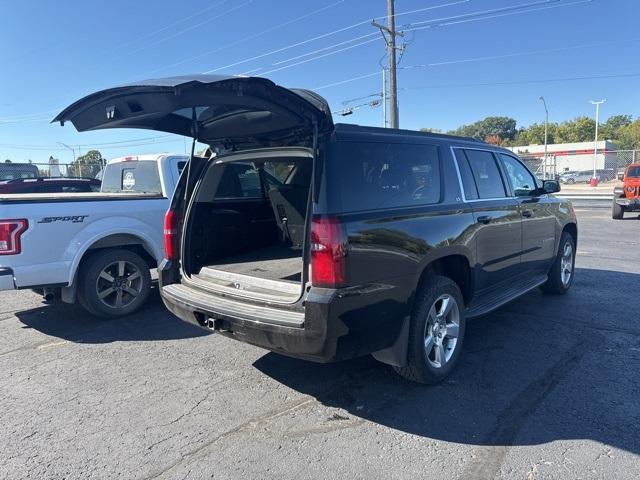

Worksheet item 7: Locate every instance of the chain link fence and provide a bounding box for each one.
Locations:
[0,161,106,181]
[519,150,639,182]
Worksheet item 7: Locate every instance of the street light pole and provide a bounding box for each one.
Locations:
[589,99,606,184]
[539,96,549,179]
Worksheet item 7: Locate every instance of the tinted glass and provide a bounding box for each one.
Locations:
[499,154,537,196]
[330,142,441,212]
[464,150,506,199]
[627,166,640,177]
[215,163,262,199]
[101,161,162,194]
[454,150,479,200]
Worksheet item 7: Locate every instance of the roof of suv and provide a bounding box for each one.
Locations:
[333,123,486,146]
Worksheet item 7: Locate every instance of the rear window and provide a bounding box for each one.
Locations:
[100,161,162,194]
[328,142,441,212]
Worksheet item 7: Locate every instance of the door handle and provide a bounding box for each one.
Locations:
[522,209,533,218]
[476,215,492,224]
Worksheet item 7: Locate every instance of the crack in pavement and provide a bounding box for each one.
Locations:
[461,334,601,480]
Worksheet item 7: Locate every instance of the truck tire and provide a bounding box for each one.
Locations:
[540,231,575,295]
[78,249,151,318]
[612,199,625,219]
[393,275,466,384]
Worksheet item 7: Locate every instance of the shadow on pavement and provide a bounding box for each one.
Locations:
[254,268,640,455]
[15,285,209,343]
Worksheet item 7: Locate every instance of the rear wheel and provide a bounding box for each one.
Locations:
[394,275,466,384]
[612,199,625,219]
[79,249,151,318]
[566,178,575,184]
[540,232,575,295]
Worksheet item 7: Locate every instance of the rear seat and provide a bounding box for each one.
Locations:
[268,186,307,247]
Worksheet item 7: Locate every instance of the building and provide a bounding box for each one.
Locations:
[509,140,618,176]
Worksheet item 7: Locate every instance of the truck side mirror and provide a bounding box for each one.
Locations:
[542,179,560,194]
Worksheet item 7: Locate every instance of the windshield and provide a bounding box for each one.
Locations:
[626,166,640,178]
[100,160,162,194]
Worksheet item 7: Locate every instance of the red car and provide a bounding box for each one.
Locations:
[0,177,101,194]
[612,164,640,219]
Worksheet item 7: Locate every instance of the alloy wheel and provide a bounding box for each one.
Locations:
[560,241,574,287]
[423,294,461,369]
[95,260,143,309]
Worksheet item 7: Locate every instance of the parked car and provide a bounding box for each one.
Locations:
[559,170,598,184]
[52,75,578,383]
[0,177,101,194]
[0,154,187,317]
[612,163,640,219]
[0,162,39,181]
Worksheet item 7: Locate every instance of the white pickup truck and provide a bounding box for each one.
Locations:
[0,153,187,317]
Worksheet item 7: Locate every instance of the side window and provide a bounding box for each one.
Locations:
[214,163,262,199]
[463,149,506,199]
[330,142,441,211]
[499,154,537,197]
[454,150,479,200]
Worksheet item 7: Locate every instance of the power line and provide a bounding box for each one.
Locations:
[202,0,469,74]
[234,0,590,81]
[401,72,640,91]
[402,0,593,33]
[142,0,348,76]
[118,0,255,59]
[100,0,232,57]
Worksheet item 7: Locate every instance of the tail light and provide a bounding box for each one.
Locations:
[310,216,346,288]
[163,209,179,261]
[0,219,28,255]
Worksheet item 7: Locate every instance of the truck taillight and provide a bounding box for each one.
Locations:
[163,210,179,261]
[0,219,28,255]
[310,216,346,288]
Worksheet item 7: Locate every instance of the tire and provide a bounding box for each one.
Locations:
[540,232,575,295]
[78,249,151,318]
[612,199,625,220]
[566,178,575,185]
[393,275,466,384]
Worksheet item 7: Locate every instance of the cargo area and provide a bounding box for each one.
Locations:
[182,149,313,301]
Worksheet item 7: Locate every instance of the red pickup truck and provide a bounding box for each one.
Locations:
[612,164,640,219]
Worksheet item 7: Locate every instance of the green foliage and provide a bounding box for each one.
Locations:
[616,119,640,150]
[68,149,104,178]
[448,116,517,141]
[419,127,443,133]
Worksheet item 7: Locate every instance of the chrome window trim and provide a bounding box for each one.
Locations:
[450,146,513,203]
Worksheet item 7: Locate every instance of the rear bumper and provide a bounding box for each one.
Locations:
[0,268,16,290]
[158,262,407,363]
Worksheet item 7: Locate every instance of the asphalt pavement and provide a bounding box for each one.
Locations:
[0,208,639,480]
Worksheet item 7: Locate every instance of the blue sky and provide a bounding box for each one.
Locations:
[1,0,638,163]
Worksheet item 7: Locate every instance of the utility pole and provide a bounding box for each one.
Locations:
[539,96,549,179]
[589,99,606,185]
[372,0,403,128]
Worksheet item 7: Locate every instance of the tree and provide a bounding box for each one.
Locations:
[448,116,518,141]
[555,117,596,143]
[68,150,104,178]
[419,127,443,133]
[513,122,557,146]
[600,114,632,141]
[616,119,640,150]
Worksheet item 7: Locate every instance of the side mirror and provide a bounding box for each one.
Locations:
[542,179,560,194]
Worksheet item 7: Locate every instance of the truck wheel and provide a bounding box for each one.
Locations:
[612,199,625,219]
[79,249,151,318]
[540,232,575,295]
[393,275,466,384]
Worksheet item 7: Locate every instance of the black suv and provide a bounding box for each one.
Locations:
[55,75,578,383]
